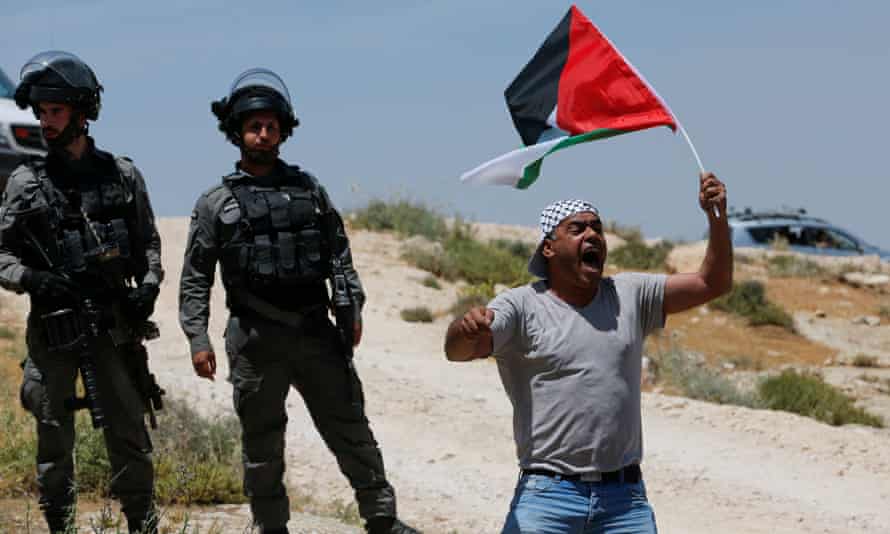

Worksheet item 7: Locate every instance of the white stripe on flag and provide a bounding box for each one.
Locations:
[546,105,559,129]
[460,136,566,186]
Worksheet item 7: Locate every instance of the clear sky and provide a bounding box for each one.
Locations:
[5,1,889,248]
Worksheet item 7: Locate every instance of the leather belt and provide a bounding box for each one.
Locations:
[522,464,641,483]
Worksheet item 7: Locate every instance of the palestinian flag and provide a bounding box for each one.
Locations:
[461,5,678,189]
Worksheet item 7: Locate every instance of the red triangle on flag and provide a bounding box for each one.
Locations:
[557,5,677,135]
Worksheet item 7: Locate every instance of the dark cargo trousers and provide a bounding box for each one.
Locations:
[225,313,396,530]
[20,315,155,533]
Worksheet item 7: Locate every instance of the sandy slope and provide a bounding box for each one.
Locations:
[6,218,890,532]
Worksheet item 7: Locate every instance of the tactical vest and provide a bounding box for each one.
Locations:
[219,167,332,289]
[28,157,142,286]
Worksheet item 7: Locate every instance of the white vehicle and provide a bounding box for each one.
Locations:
[0,66,46,189]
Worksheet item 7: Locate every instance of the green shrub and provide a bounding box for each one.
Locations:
[850,354,880,368]
[767,255,826,278]
[758,370,884,427]
[351,199,448,241]
[878,305,890,319]
[653,348,760,408]
[609,239,673,271]
[442,235,531,286]
[0,394,244,504]
[450,283,495,319]
[400,307,434,323]
[353,199,532,288]
[421,275,441,290]
[711,280,794,330]
[605,220,643,243]
[489,239,534,260]
[403,233,532,287]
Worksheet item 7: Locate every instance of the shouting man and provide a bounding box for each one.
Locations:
[445,172,732,533]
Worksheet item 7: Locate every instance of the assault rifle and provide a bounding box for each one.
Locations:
[17,210,165,429]
[41,293,165,429]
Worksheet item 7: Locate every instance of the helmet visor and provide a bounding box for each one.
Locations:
[20,50,96,88]
[229,68,292,106]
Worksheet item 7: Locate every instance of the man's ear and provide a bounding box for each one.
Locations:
[541,238,555,259]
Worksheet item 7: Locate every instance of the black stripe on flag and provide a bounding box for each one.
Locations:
[504,8,572,147]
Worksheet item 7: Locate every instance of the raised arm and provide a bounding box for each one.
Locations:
[663,172,733,315]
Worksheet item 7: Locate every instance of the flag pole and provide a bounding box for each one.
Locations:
[678,124,720,219]
[678,124,704,174]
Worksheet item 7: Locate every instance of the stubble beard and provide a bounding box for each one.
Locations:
[44,118,84,153]
[242,145,279,166]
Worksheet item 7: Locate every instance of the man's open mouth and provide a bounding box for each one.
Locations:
[581,248,601,266]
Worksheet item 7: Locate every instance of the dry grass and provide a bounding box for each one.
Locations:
[649,311,835,370]
[766,277,885,321]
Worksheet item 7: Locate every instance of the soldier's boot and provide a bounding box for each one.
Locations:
[44,513,68,534]
[43,502,76,534]
[365,516,422,534]
[127,517,159,534]
[125,505,159,534]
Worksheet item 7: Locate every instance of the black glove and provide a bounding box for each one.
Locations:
[21,269,76,300]
[126,284,160,321]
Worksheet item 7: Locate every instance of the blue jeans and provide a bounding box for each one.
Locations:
[502,473,657,534]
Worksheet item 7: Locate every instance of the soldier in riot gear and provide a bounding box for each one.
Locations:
[0,51,164,534]
[179,69,419,534]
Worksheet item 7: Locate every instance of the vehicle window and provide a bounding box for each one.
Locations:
[748,226,783,244]
[823,229,859,251]
[801,226,859,251]
[0,69,13,99]
[747,225,801,246]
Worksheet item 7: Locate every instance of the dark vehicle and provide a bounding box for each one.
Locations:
[0,66,45,189]
[727,208,890,261]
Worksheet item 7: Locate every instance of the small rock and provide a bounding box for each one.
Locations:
[842,272,890,288]
[814,309,827,318]
[818,286,830,295]
[722,362,736,371]
[852,315,881,326]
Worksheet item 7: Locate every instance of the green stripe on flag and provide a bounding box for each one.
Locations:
[516,128,628,189]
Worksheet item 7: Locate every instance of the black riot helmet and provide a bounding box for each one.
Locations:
[14,50,103,120]
[211,68,299,145]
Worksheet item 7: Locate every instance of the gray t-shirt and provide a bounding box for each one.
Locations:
[488,273,666,474]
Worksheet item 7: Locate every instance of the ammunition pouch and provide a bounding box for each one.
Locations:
[40,308,87,352]
[220,170,331,289]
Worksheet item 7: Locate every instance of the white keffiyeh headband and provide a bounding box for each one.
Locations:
[528,199,599,278]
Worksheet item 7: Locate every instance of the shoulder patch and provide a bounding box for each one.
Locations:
[219,199,241,224]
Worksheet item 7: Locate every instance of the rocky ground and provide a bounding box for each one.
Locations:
[3,219,890,533]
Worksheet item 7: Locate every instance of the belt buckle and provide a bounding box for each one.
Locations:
[579,472,602,482]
